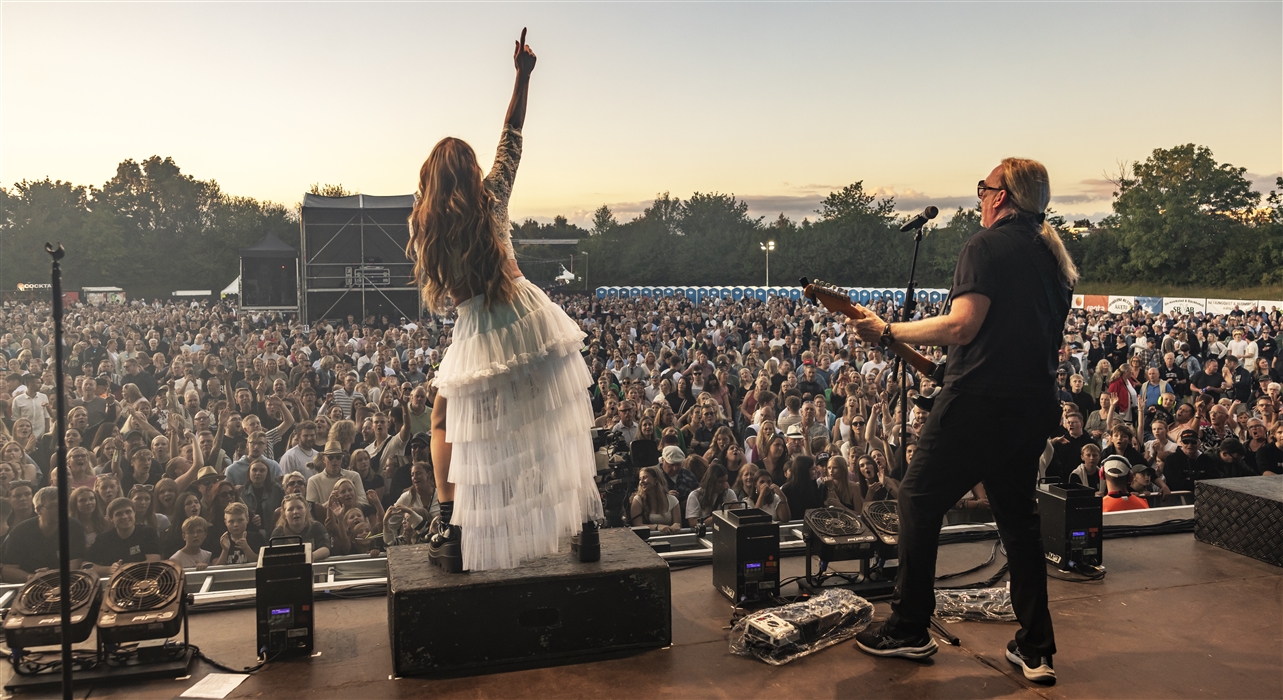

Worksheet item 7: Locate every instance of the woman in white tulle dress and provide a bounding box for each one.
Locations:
[406,29,602,573]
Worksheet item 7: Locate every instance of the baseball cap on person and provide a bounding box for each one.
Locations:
[1102,455,1131,480]
[661,446,685,465]
[1179,429,1199,444]
[404,432,430,456]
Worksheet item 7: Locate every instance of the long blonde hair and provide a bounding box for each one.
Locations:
[407,137,517,313]
[999,157,1079,287]
[633,466,670,520]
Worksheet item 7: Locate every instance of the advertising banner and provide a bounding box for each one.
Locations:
[1107,296,1135,314]
[1163,297,1205,315]
[1082,295,1108,311]
[1204,298,1254,316]
[1136,296,1163,314]
[1072,294,1085,309]
[1257,300,1283,313]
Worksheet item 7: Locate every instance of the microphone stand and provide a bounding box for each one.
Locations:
[896,228,925,477]
[46,243,73,700]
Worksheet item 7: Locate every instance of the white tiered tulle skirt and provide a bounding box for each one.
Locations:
[434,278,604,571]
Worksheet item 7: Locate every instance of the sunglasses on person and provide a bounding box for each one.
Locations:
[977,181,1005,199]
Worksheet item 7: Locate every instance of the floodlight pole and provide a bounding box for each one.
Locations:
[760,241,775,287]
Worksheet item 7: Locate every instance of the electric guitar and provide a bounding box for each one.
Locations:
[800,277,940,379]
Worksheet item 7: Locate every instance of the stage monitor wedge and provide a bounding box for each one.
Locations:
[300,193,421,324]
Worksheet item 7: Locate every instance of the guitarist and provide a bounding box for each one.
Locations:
[851,158,1075,686]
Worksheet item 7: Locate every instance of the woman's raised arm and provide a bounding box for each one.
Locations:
[505,28,536,131]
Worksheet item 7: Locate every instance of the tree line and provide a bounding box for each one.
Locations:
[2,144,1279,301]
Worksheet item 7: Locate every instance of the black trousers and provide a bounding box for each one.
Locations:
[886,387,1058,657]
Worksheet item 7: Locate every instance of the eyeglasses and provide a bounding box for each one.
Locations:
[977,180,1005,199]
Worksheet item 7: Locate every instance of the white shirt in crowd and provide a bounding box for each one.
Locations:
[280,444,319,480]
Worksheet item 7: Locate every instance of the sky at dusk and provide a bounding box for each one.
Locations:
[3,1,1280,227]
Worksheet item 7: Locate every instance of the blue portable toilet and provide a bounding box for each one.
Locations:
[686,288,698,302]
[754,288,767,302]
[870,290,883,302]
[596,287,607,300]
[662,287,674,297]
[928,290,942,304]
[789,288,802,301]
[732,288,744,301]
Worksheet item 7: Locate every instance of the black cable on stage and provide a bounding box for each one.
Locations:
[186,645,287,674]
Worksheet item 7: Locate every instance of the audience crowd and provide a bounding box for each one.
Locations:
[0,288,1278,579]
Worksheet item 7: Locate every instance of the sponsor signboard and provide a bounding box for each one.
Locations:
[1136,296,1163,314]
[1082,295,1108,311]
[1107,296,1135,314]
[1204,298,1254,316]
[1163,297,1205,315]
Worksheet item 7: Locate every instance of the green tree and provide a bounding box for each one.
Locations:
[309,183,352,197]
[1104,144,1260,286]
[590,205,617,236]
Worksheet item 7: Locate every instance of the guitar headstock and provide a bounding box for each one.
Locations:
[800,277,861,317]
[809,279,849,302]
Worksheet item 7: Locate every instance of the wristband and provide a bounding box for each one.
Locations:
[880,323,895,348]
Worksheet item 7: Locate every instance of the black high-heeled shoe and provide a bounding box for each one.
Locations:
[426,516,463,573]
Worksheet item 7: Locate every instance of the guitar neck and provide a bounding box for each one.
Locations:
[816,294,938,378]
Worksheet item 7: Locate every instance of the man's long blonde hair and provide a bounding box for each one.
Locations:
[1000,157,1079,287]
[407,137,516,313]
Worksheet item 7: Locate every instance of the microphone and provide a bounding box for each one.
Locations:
[899,206,939,232]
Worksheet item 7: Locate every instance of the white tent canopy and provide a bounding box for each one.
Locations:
[221,276,240,298]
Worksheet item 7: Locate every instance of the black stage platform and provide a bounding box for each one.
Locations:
[3,525,1280,699]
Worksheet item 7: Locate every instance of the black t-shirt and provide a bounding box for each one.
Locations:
[943,214,1070,398]
[87,525,161,565]
[1162,450,1222,492]
[1227,367,1254,402]
[1051,432,1095,483]
[1160,364,1189,397]
[1191,370,1224,400]
[1254,443,1283,475]
[781,478,825,523]
[220,529,265,565]
[1,518,86,574]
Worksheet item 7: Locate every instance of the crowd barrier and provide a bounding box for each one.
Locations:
[593,285,950,307]
[593,287,1283,316]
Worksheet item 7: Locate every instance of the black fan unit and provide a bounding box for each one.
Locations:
[3,570,102,649]
[97,561,186,645]
[802,507,877,561]
[863,500,901,547]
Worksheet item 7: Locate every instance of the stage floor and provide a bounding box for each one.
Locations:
[6,531,1281,699]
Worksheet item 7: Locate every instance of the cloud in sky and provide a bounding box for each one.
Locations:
[2,2,1277,236]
